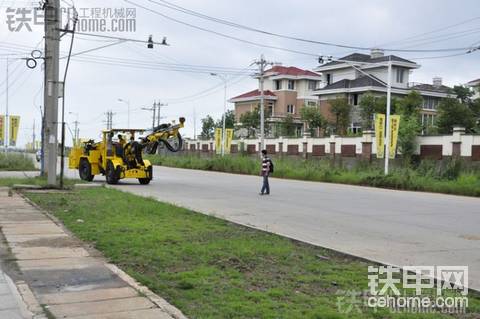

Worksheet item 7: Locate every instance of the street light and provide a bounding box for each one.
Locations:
[211,73,227,156]
[117,98,130,128]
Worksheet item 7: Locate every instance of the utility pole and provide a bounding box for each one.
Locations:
[105,111,115,130]
[254,54,273,152]
[5,57,9,151]
[142,101,158,131]
[72,120,79,145]
[193,107,197,140]
[384,57,392,175]
[44,0,61,186]
[156,101,167,126]
[32,119,36,151]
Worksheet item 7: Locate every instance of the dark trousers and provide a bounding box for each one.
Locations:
[261,175,270,194]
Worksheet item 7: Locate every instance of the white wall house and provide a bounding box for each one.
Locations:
[313,49,452,133]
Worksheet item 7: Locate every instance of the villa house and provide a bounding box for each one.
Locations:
[467,78,480,99]
[313,49,452,133]
[229,65,322,137]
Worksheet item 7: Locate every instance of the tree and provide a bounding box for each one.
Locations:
[397,90,423,117]
[281,114,297,137]
[300,106,326,137]
[451,85,474,104]
[215,110,235,129]
[200,115,215,139]
[239,107,260,138]
[436,98,475,133]
[329,98,351,135]
[359,93,384,130]
[397,113,421,165]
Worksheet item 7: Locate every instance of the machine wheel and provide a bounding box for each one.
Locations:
[79,159,94,181]
[138,166,152,185]
[105,161,119,185]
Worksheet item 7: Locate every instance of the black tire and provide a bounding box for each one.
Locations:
[105,161,119,185]
[143,141,159,155]
[138,166,152,185]
[79,159,94,181]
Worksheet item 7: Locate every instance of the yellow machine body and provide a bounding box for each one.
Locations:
[69,118,184,185]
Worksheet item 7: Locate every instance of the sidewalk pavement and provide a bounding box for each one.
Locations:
[0,187,187,319]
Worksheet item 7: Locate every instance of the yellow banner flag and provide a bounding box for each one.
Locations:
[224,129,234,155]
[214,128,222,155]
[0,115,5,146]
[389,115,401,159]
[9,116,20,147]
[375,113,385,159]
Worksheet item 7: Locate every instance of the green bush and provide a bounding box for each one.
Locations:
[0,153,36,171]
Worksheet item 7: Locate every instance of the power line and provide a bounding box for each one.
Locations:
[139,0,476,53]
[378,16,480,47]
[124,0,319,57]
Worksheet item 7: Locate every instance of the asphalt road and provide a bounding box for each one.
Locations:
[10,160,480,290]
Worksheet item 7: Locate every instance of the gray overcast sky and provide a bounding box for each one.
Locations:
[0,0,479,147]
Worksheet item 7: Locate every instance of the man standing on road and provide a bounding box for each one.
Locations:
[260,149,272,195]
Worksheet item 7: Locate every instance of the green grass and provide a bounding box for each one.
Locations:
[145,155,480,197]
[0,153,36,171]
[24,188,480,319]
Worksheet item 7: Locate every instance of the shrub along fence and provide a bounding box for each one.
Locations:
[182,127,480,165]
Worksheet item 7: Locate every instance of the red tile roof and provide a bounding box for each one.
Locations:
[230,89,276,100]
[265,66,319,77]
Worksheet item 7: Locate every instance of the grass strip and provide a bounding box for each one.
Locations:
[0,153,36,171]
[24,187,480,319]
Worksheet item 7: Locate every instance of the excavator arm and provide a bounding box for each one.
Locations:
[141,117,185,154]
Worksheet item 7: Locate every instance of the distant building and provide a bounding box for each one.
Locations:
[467,78,480,99]
[313,49,452,133]
[229,65,321,137]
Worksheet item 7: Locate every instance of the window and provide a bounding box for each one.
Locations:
[287,80,295,90]
[351,93,359,106]
[396,68,405,83]
[326,73,332,85]
[275,80,282,90]
[287,104,295,114]
[423,97,439,110]
[308,80,317,90]
[307,101,317,107]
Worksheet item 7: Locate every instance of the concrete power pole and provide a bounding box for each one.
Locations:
[142,101,157,131]
[105,111,115,130]
[5,57,8,151]
[32,119,36,151]
[156,101,167,126]
[254,54,273,152]
[44,0,61,185]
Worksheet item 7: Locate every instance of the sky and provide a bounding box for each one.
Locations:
[0,0,479,147]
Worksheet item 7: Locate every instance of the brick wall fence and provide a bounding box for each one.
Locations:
[182,127,480,161]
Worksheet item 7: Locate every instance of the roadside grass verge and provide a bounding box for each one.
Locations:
[146,155,480,197]
[0,153,36,171]
[24,187,480,319]
[0,176,81,188]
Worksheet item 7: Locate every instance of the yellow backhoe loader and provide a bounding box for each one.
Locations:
[69,117,185,185]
